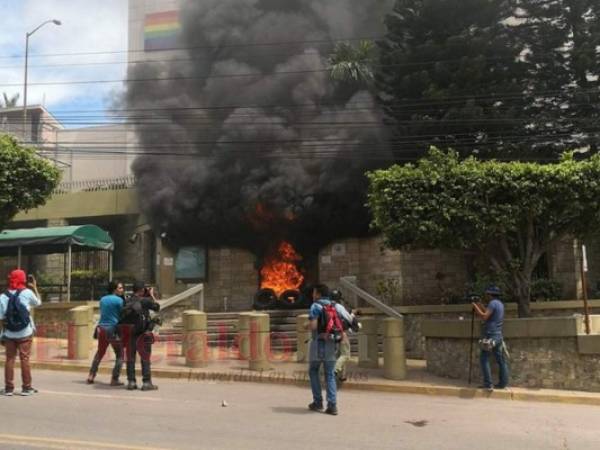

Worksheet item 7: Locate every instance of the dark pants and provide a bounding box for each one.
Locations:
[89,326,123,381]
[4,337,33,391]
[123,329,154,383]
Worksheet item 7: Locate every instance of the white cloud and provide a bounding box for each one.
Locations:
[0,0,128,115]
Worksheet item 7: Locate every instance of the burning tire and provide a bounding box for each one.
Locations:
[254,288,277,310]
[278,289,303,309]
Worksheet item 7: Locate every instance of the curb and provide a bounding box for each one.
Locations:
[3,360,600,406]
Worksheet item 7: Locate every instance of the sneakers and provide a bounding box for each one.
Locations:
[126,381,138,391]
[325,404,338,416]
[110,379,124,387]
[20,387,38,396]
[494,384,508,390]
[478,385,494,392]
[308,402,324,412]
[141,382,158,391]
[1,389,14,397]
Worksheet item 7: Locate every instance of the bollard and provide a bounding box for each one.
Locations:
[296,314,310,363]
[383,317,407,380]
[249,313,271,371]
[68,306,92,360]
[358,316,379,368]
[183,310,208,368]
[237,312,253,360]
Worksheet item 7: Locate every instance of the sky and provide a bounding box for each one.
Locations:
[0,0,128,126]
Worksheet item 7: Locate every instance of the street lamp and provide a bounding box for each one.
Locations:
[23,19,61,140]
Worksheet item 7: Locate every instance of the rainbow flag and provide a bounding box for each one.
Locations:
[144,11,181,51]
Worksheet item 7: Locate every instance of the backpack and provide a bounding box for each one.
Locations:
[317,301,344,343]
[4,290,30,332]
[120,295,149,335]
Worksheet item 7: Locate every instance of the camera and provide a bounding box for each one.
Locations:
[147,316,163,332]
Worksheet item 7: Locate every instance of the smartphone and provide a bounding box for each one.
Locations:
[27,274,35,283]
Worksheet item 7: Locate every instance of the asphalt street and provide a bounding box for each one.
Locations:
[0,369,598,449]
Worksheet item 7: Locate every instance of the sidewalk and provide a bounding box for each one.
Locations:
[2,337,600,406]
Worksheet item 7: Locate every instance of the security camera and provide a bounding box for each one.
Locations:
[128,233,139,244]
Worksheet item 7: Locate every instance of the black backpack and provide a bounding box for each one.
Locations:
[120,295,148,334]
[4,290,31,332]
[316,301,344,342]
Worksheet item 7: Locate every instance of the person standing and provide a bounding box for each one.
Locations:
[119,281,160,391]
[307,284,343,415]
[87,281,124,386]
[472,285,509,391]
[330,289,360,385]
[0,270,42,396]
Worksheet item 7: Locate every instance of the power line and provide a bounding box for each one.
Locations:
[0,36,382,60]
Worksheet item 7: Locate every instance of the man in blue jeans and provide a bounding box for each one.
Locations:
[472,285,509,391]
[307,284,340,415]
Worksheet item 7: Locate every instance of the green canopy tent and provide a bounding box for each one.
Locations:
[0,225,114,302]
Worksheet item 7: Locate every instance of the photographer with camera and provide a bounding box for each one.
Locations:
[0,270,42,396]
[119,281,161,391]
[471,285,509,391]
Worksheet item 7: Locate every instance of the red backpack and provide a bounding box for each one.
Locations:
[317,301,344,342]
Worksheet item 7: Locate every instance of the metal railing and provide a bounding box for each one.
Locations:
[54,175,136,194]
[339,276,403,319]
[158,283,205,311]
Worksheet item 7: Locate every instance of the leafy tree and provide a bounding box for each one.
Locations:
[1,92,20,108]
[367,148,600,316]
[376,0,600,158]
[329,40,378,86]
[512,0,600,154]
[0,135,61,230]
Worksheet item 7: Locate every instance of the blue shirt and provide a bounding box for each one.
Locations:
[0,288,41,339]
[483,298,504,338]
[98,294,123,327]
[308,298,348,362]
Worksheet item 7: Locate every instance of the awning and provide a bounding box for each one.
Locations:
[0,225,114,256]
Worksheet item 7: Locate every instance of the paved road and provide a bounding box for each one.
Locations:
[0,370,598,449]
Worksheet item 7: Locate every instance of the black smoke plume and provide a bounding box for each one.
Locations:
[127,0,394,256]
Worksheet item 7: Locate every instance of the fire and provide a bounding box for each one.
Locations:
[260,241,304,297]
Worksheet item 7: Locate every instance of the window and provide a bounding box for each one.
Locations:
[175,246,207,282]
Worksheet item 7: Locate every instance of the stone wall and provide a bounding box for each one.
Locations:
[424,316,600,392]
[33,302,98,339]
[201,248,258,312]
[397,300,600,359]
[319,236,469,306]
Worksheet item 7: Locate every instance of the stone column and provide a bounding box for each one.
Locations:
[383,317,407,380]
[183,310,208,368]
[67,306,91,360]
[249,313,270,371]
[296,314,310,363]
[237,312,253,360]
[358,316,379,368]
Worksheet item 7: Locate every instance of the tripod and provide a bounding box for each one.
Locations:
[468,306,475,385]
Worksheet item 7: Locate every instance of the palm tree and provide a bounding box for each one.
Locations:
[1,92,20,108]
[328,40,377,86]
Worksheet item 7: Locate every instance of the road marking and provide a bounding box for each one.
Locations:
[0,433,174,450]
[39,389,162,401]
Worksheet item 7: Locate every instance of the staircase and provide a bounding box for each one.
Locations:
[159,309,382,354]
[159,309,303,352]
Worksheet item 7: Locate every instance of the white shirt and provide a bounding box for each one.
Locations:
[0,288,42,339]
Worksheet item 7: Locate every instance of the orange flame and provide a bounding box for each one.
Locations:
[260,241,304,297]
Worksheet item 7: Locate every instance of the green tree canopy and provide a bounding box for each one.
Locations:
[367,148,600,316]
[0,135,61,229]
[376,0,600,158]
